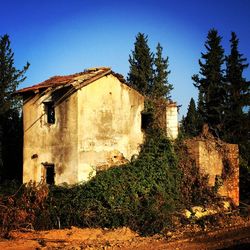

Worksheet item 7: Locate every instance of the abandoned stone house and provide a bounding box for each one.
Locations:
[17,67,178,185]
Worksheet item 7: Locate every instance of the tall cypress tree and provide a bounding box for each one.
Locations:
[224,32,249,142]
[0,34,29,181]
[127,33,154,95]
[192,29,226,135]
[183,98,201,137]
[152,43,173,99]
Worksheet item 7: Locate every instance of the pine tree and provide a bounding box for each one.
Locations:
[127,33,154,95]
[152,43,173,99]
[224,32,249,143]
[225,32,250,179]
[183,98,201,136]
[0,34,29,181]
[192,29,226,135]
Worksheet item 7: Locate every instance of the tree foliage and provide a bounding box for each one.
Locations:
[0,34,29,114]
[152,43,173,98]
[224,32,249,143]
[192,29,226,134]
[183,98,201,137]
[127,33,154,95]
[128,33,173,99]
[0,34,29,181]
[224,32,250,195]
[192,29,249,142]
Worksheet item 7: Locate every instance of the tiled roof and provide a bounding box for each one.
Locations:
[17,67,112,93]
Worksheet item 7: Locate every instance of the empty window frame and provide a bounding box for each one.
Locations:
[44,102,55,124]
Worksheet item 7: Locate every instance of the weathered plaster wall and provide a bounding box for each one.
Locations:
[23,91,79,185]
[23,74,144,184]
[77,74,144,181]
[166,104,178,140]
[185,139,239,205]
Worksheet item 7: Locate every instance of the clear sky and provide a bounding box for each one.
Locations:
[1,0,250,117]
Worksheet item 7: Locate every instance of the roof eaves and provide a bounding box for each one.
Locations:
[16,67,111,94]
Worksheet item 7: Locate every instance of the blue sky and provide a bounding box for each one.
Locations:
[1,0,250,117]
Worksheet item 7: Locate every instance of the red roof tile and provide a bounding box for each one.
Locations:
[17,67,111,93]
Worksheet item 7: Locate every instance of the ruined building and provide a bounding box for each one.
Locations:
[17,67,178,185]
[185,127,239,206]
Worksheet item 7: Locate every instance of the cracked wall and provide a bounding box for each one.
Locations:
[77,74,144,181]
[22,75,144,184]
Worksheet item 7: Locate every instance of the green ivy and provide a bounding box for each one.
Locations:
[38,129,182,235]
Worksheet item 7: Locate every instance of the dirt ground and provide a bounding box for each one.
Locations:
[1,215,250,250]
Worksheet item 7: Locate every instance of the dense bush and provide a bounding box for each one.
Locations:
[39,129,182,235]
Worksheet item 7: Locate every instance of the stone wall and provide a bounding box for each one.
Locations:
[185,138,239,205]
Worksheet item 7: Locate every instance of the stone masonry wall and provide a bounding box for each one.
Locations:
[185,138,239,206]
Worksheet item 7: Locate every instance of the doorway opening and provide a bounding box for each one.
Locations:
[43,164,55,185]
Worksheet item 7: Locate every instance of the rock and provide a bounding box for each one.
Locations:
[182,209,192,219]
[166,231,172,237]
[191,206,217,219]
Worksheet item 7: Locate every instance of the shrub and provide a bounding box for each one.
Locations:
[39,129,182,235]
[0,182,48,237]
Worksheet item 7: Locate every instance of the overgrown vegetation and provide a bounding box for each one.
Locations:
[0,182,48,237]
[183,29,250,201]
[43,130,181,235]
[0,127,218,237]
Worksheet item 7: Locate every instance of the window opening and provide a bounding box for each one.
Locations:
[45,102,55,124]
[141,112,153,130]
